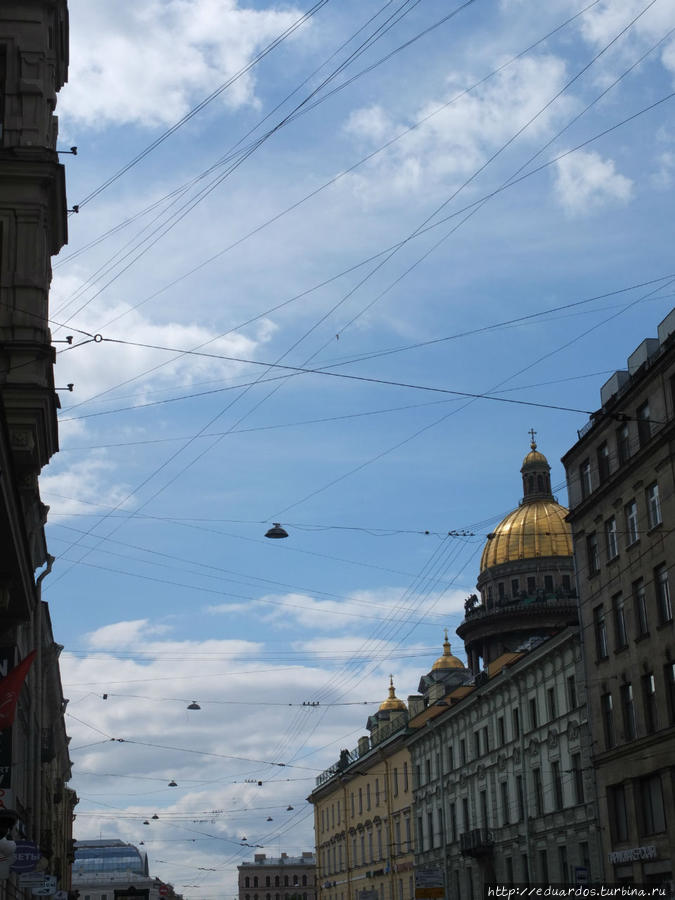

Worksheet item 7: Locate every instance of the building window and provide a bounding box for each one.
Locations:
[637,774,666,835]
[607,784,629,842]
[571,752,584,804]
[506,857,514,885]
[497,716,505,746]
[473,732,480,759]
[512,707,520,739]
[552,760,563,810]
[529,696,538,730]
[393,767,399,796]
[601,692,615,749]
[665,662,675,725]
[482,726,489,752]
[636,400,651,447]
[449,802,457,842]
[544,574,554,593]
[516,775,525,822]
[613,592,627,649]
[351,793,355,818]
[501,781,509,826]
[403,761,409,792]
[532,768,543,816]
[404,815,411,851]
[366,782,371,811]
[605,515,618,560]
[460,738,467,765]
[642,672,658,733]
[617,422,630,464]
[447,745,454,771]
[246,879,250,888]
[558,846,568,885]
[633,577,648,637]
[655,564,672,623]
[547,687,556,721]
[375,778,380,806]
[462,798,470,831]
[567,675,577,710]
[425,758,431,783]
[579,459,592,498]
[539,850,549,884]
[427,812,434,849]
[620,683,636,741]
[625,500,639,546]
[527,575,536,595]
[597,441,610,483]
[358,788,363,814]
[646,482,661,528]
[587,532,599,575]
[594,605,608,660]
[511,578,519,596]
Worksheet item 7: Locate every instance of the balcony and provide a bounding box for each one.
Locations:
[460,828,494,858]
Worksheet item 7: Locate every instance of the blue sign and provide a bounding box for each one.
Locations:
[10,841,40,873]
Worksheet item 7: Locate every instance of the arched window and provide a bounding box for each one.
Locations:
[275,878,280,888]
[293,876,299,885]
[302,876,307,887]
[285,877,289,887]
[245,878,250,888]
[528,475,534,493]
[266,878,271,888]
[254,878,259,888]
[537,474,543,492]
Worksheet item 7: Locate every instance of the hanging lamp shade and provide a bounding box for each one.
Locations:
[265,523,288,539]
[143,820,150,825]
[168,780,177,787]
[187,700,201,710]
[286,805,294,811]
[152,814,159,820]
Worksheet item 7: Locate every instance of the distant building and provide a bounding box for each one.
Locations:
[73,840,180,900]
[238,852,316,900]
[562,309,675,888]
[407,629,601,897]
[308,678,415,900]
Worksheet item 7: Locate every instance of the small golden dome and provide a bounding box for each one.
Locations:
[431,630,464,670]
[521,437,549,469]
[379,676,406,712]
[480,500,572,571]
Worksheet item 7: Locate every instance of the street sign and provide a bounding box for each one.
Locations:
[575,867,589,885]
[11,841,40,873]
[19,873,52,886]
[415,867,444,899]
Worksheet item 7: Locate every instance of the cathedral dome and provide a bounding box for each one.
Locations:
[479,435,572,572]
[431,631,465,670]
[480,499,571,571]
[379,676,406,712]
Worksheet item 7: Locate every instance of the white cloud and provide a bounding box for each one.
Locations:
[342,54,572,203]
[207,586,469,631]
[554,149,633,214]
[41,453,132,517]
[60,0,306,129]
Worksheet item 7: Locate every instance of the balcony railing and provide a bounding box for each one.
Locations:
[315,747,359,787]
[460,828,494,857]
[463,592,577,621]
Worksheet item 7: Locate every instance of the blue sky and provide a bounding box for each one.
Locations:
[41,0,675,895]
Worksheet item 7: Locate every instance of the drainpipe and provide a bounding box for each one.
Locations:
[515,676,532,882]
[33,554,54,845]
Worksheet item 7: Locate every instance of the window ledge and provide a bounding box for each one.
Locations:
[647,522,663,535]
[656,619,674,631]
[634,632,650,643]
[614,645,629,655]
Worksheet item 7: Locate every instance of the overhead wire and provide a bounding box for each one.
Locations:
[70,0,333,212]
[54,0,457,328]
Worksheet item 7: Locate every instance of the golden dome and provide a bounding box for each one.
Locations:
[480,499,572,571]
[431,630,465,670]
[379,676,406,712]
[522,448,548,467]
